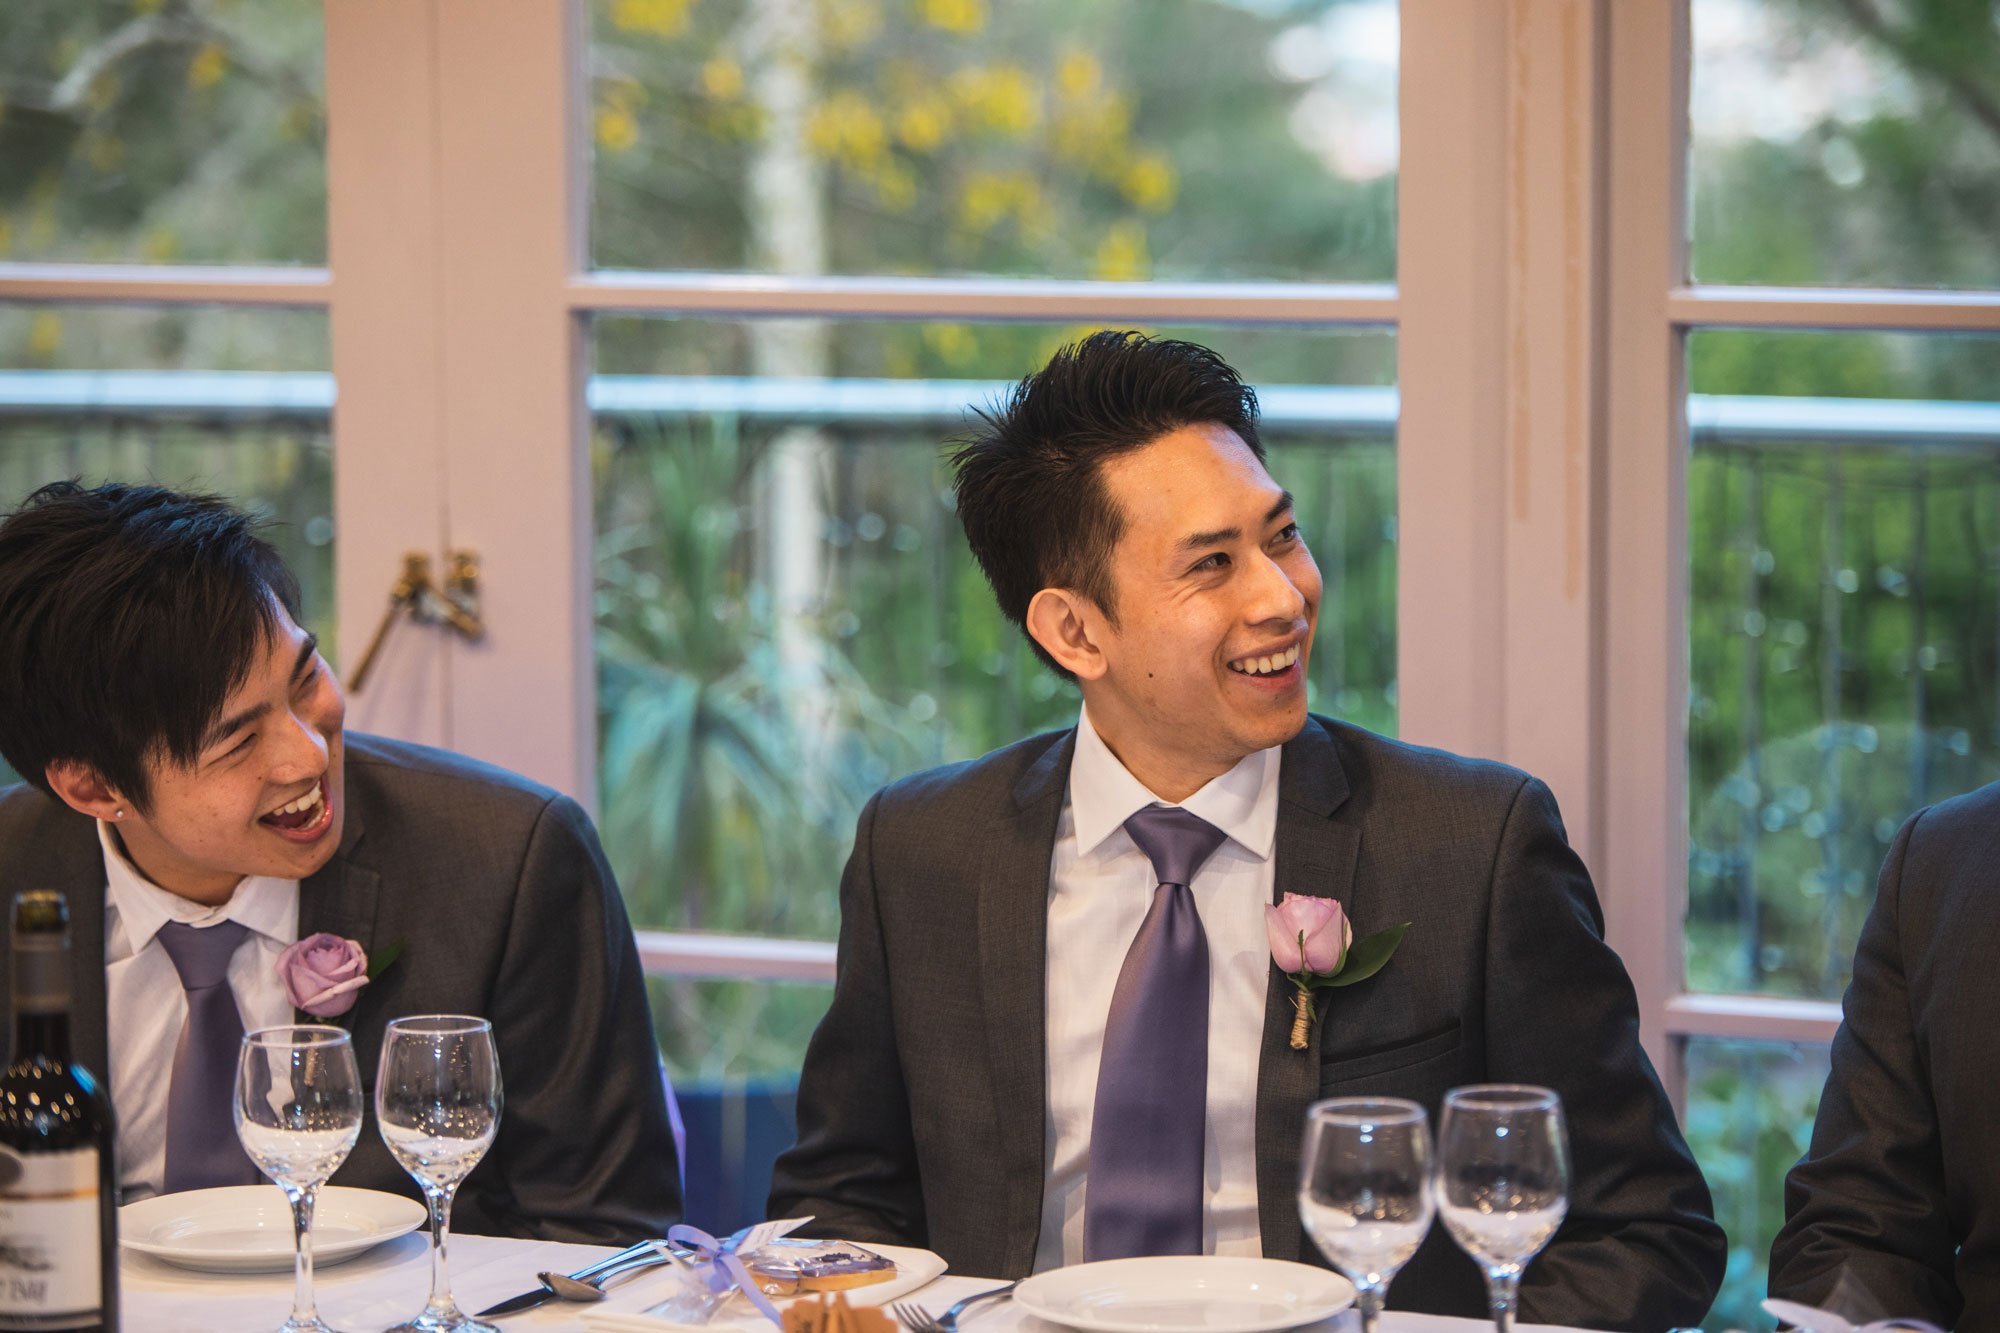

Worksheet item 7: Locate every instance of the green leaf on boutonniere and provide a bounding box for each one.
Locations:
[1321,922,1409,988]
[366,937,406,981]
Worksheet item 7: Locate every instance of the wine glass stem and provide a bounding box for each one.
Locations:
[423,1184,459,1317]
[1484,1267,1522,1333]
[287,1185,319,1327]
[1354,1278,1388,1333]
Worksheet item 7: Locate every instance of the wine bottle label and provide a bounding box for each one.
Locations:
[0,1149,100,1330]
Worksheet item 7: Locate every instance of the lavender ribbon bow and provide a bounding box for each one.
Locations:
[667,1223,784,1326]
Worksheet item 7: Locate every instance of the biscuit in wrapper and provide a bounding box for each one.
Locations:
[749,1239,898,1296]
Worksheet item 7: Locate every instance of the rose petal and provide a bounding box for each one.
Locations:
[1266,904,1306,972]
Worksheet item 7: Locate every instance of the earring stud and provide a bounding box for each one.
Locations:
[113,808,124,820]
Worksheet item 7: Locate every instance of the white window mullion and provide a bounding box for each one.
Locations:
[1668,286,2000,332]
[1603,0,1690,1092]
[428,0,594,805]
[0,263,328,306]
[574,273,1397,325]
[324,0,453,755]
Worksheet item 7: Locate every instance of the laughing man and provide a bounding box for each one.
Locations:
[769,332,1724,1328]
[0,481,680,1241]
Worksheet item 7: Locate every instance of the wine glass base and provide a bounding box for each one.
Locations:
[279,1317,349,1333]
[383,1313,499,1333]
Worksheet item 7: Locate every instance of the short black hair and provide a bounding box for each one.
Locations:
[951,330,1264,678]
[0,481,302,809]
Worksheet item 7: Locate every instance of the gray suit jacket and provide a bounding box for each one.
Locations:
[770,716,1723,1329]
[0,731,681,1244]
[1770,781,2000,1330]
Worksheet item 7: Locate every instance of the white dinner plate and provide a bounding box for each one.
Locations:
[120,1185,427,1274]
[1014,1256,1356,1333]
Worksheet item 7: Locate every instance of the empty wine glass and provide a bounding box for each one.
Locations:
[376,1015,502,1333]
[1437,1085,1571,1333]
[236,1025,365,1333]
[1298,1097,1435,1333]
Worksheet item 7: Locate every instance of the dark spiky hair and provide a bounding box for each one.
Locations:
[0,481,302,809]
[950,330,1263,678]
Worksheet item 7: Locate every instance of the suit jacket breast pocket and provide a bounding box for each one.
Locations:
[1318,1022,1464,1097]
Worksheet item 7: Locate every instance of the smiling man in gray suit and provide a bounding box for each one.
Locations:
[0,481,679,1241]
[770,332,1724,1328]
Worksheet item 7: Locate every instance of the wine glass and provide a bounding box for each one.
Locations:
[1436,1085,1571,1333]
[1297,1097,1435,1333]
[236,1025,365,1333]
[376,1015,503,1333]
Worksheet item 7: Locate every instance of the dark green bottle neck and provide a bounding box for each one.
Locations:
[10,1011,72,1066]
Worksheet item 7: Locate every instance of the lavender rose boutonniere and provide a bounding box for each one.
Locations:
[1265,893,1408,1050]
[277,933,372,1018]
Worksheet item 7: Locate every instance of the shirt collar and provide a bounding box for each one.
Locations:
[97,821,300,953]
[1068,705,1281,862]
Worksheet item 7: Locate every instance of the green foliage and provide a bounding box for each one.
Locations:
[1687,435,2000,999]
[1320,921,1407,988]
[590,0,1392,281]
[0,0,326,266]
[1693,0,2000,290]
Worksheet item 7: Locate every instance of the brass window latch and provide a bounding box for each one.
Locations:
[346,550,487,693]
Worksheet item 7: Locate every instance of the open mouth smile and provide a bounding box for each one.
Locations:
[1227,644,1302,678]
[259,776,332,841]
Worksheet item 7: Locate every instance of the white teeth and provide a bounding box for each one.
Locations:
[1229,645,1300,676]
[268,784,324,818]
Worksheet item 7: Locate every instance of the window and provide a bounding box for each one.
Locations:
[1689,0,2000,290]
[0,1,327,265]
[589,0,1397,281]
[581,1,1400,1226]
[1649,4,2000,1327]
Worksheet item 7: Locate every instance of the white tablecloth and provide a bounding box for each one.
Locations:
[123,1234,1587,1333]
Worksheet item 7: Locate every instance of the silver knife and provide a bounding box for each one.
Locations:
[476,1240,670,1318]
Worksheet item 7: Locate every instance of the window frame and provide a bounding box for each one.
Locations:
[3,0,1998,1063]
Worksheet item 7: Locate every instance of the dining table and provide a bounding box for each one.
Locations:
[122,1233,1597,1333]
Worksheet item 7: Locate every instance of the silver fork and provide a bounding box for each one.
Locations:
[890,1281,1018,1333]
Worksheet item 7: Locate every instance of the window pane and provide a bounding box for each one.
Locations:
[589,0,1396,281]
[1686,330,2000,999]
[593,317,1396,942]
[1682,1037,1831,1333]
[1689,0,2000,289]
[0,304,334,789]
[0,2,327,265]
[650,976,827,1237]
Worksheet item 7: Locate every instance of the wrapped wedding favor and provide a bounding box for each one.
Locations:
[747,1240,897,1297]
[640,1218,816,1326]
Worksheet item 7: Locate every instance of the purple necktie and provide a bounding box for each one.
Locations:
[157,919,260,1193]
[1085,803,1228,1261]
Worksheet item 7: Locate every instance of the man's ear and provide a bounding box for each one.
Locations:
[44,760,129,822]
[1025,587,1110,681]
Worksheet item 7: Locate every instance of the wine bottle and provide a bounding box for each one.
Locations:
[0,891,117,1333]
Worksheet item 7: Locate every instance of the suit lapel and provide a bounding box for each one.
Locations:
[296,801,377,1023]
[1256,717,1358,1260]
[978,729,1072,1278]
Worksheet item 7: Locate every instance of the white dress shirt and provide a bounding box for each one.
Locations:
[1033,706,1281,1272]
[98,822,300,1199]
